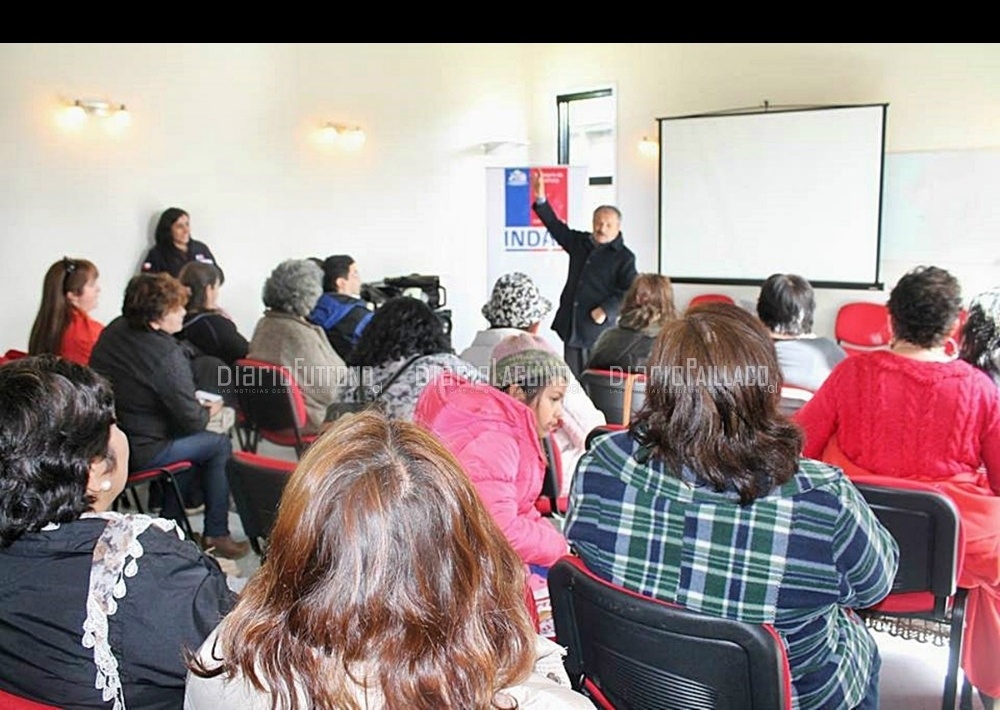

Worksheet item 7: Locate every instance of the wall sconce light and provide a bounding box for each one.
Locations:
[59,98,131,132]
[318,122,366,150]
[638,135,659,158]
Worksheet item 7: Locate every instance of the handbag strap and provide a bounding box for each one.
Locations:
[370,353,424,401]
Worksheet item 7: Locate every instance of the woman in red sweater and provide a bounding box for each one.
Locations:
[796,265,1000,705]
[28,257,104,366]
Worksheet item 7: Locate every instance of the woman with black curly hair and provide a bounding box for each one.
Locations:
[0,356,234,709]
[346,297,483,421]
[797,265,1000,705]
[960,287,1000,387]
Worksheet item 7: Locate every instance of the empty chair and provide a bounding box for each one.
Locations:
[835,301,892,356]
[233,358,320,458]
[850,476,967,710]
[548,556,792,709]
[687,293,735,309]
[579,369,646,426]
[225,451,296,559]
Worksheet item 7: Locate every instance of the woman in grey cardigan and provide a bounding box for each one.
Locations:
[247,259,346,433]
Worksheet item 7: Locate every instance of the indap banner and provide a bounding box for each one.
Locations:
[485,165,587,351]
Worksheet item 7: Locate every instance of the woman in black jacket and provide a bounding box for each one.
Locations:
[177,261,248,366]
[0,356,236,709]
[89,273,249,560]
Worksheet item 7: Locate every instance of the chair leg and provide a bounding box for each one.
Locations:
[129,486,146,514]
[161,472,196,541]
[945,589,969,710]
[960,677,974,710]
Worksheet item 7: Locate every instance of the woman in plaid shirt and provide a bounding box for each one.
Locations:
[565,302,898,710]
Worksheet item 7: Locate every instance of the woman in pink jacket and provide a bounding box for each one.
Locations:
[414,333,570,570]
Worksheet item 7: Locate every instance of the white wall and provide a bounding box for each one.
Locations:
[3,43,1000,353]
[526,43,1000,337]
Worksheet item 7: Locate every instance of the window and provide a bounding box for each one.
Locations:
[557,88,616,214]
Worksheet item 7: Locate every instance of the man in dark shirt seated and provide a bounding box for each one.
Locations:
[309,254,374,361]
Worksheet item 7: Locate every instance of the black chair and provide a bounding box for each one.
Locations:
[850,475,968,710]
[225,451,296,559]
[124,460,196,540]
[232,358,319,458]
[536,433,567,517]
[580,369,647,426]
[585,424,627,451]
[548,556,792,710]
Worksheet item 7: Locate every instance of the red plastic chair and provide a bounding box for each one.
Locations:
[548,555,793,709]
[0,349,28,365]
[233,358,320,458]
[0,687,62,709]
[687,293,735,310]
[835,302,892,356]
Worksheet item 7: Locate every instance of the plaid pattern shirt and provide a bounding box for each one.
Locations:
[565,430,899,710]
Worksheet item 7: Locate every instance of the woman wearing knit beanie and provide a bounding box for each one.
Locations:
[414,332,571,572]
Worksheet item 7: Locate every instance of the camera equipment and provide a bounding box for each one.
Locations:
[360,273,453,348]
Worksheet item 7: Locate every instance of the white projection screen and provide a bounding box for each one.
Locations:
[658,104,887,289]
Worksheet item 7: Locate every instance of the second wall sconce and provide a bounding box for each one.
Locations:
[318,122,366,150]
[59,98,131,132]
[638,135,659,158]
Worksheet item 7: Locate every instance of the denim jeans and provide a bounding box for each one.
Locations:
[852,646,882,710]
[141,431,233,538]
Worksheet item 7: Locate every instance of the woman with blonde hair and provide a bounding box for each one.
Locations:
[586,272,676,373]
[185,411,589,709]
[28,257,104,365]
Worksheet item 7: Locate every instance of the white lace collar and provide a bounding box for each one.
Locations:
[78,511,182,710]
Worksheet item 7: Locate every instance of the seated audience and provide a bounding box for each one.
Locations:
[0,356,235,709]
[141,207,223,278]
[796,265,1000,704]
[756,272,847,391]
[89,273,249,559]
[178,261,249,366]
[347,296,482,421]
[415,334,571,572]
[960,286,1000,387]
[308,254,374,360]
[566,303,898,710]
[460,272,606,484]
[247,259,345,433]
[185,411,590,710]
[28,257,104,365]
[586,272,677,373]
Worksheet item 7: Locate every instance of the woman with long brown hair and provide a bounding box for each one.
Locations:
[567,303,897,710]
[185,410,590,709]
[28,257,104,365]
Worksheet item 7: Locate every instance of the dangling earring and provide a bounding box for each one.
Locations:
[99,480,113,492]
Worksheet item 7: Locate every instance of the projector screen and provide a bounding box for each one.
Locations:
[658,104,887,289]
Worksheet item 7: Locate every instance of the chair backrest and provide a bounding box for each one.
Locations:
[549,556,792,710]
[778,384,814,417]
[687,293,735,309]
[536,433,567,516]
[0,687,61,709]
[225,451,297,558]
[579,369,647,426]
[834,302,892,356]
[849,476,962,616]
[233,358,311,452]
[0,349,28,365]
[585,424,628,451]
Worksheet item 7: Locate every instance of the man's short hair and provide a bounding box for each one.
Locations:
[323,255,356,293]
